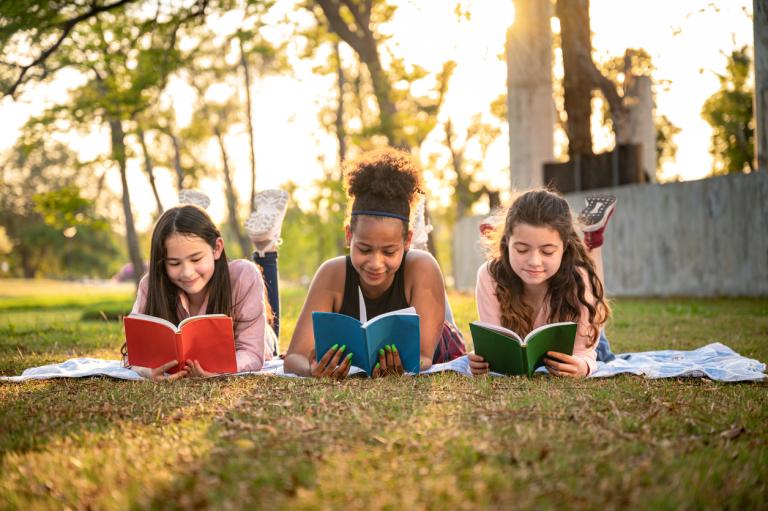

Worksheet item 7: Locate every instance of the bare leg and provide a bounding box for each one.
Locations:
[587,245,605,288]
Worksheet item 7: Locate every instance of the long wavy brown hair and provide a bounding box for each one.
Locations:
[485,189,610,347]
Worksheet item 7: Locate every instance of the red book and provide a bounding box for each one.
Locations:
[123,313,237,374]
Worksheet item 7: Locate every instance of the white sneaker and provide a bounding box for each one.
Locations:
[252,238,283,258]
[244,189,289,243]
[411,196,433,251]
[178,189,211,210]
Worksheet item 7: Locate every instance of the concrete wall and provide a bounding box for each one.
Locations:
[452,172,768,296]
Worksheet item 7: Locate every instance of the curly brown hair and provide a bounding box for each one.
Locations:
[344,148,424,238]
[486,189,610,347]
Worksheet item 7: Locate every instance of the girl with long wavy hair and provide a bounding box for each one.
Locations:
[469,189,616,378]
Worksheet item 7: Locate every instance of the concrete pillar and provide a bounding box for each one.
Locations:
[627,75,656,182]
[506,0,555,190]
[754,0,768,172]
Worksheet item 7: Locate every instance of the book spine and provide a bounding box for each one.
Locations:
[362,328,372,375]
[175,331,184,372]
[522,346,530,377]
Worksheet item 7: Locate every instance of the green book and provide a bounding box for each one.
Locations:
[469,321,577,376]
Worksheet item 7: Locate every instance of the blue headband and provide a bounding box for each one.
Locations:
[351,210,409,222]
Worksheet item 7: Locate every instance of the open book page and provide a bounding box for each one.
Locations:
[470,320,523,344]
[522,321,578,344]
[358,286,416,328]
[178,314,229,329]
[469,322,526,375]
[311,312,368,371]
[126,313,179,332]
[523,322,577,374]
[362,307,417,328]
[123,316,181,372]
[179,316,237,374]
[364,313,421,374]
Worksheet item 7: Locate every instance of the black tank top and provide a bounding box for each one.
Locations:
[338,252,409,320]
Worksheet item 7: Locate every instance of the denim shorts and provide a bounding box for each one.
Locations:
[596,329,616,363]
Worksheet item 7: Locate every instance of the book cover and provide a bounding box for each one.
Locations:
[312,292,420,375]
[124,313,237,374]
[469,321,577,376]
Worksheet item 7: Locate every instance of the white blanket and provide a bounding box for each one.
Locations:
[1,343,764,382]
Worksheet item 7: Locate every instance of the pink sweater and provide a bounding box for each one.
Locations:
[475,262,598,375]
[131,259,275,372]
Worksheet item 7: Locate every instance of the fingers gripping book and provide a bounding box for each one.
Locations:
[123,313,237,374]
[312,288,421,375]
[469,321,577,376]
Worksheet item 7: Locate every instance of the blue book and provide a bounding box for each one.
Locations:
[312,305,420,376]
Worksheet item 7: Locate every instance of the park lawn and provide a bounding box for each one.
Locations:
[0,281,766,510]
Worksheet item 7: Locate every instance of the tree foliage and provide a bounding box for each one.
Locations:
[701,46,755,175]
[598,48,681,174]
[0,132,121,278]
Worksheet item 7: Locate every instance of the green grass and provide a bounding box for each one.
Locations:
[0,280,766,510]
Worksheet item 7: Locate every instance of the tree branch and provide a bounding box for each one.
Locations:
[315,0,367,56]
[4,0,137,98]
[339,0,372,39]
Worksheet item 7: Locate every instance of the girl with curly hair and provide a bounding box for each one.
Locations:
[284,148,466,378]
[469,189,616,378]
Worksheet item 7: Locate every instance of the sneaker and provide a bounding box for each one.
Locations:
[252,238,283,258]
[411,195,433,251]
[178,189,211,209]
[244,189,289,243]
[478,215,496,239]
[578,195,616,249]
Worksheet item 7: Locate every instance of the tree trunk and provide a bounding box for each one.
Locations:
[239,38,258,209]
[19,244,36,278]
[213,125,252,258]
[556,0,628,154]
[315,0,405,148]
[168,132,185,190]
[444,119,467,218]
[556,0,593,156]
[334,41,347,164]
[755,0,768,172]
[109,117,144,287]
[507,0,554,188]
[137,126,164,217]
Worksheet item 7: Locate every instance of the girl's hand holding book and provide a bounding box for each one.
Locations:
[543,351,589,378]
[185,359,219,378]
[371,344,404,378]
[467,353,490,375]
[309,345,353,379]
[132,360,189,381]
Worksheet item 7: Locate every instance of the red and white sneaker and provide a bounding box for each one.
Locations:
[578,195,616,249]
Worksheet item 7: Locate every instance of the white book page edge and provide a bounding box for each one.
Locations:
[127,313,179,332]
[363,307,418,328]
[471,321,523,344]
[522,321,577,344]
[178,314,229,329]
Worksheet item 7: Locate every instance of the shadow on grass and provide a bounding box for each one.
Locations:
[141,375,430,509]
[143,372,768,509]
[0,377,240,464]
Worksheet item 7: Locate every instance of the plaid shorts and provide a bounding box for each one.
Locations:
[432,320,467,364]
